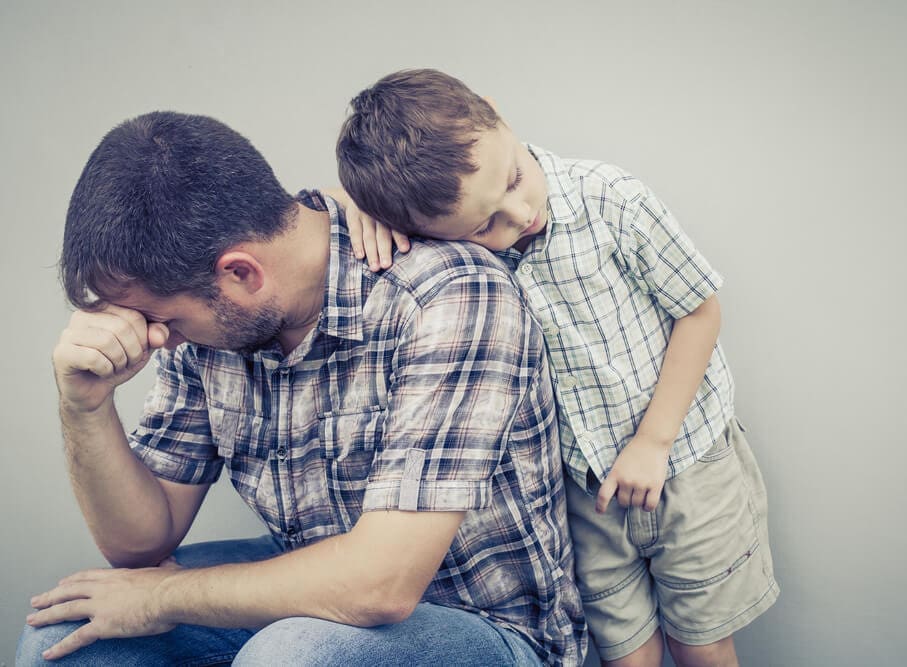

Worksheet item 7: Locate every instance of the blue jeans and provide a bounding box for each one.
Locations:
[17,535,541,666]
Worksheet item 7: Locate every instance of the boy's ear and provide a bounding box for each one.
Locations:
[483,96,499,112]
[214,250,265,295]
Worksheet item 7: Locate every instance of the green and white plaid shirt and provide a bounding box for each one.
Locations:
[498,146,735,490]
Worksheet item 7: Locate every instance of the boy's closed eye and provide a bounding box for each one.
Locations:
[474,166,524,237]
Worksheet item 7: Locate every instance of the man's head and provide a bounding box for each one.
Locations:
[337,69,550,251]
[61,111,297,310]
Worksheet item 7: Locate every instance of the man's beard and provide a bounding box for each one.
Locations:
[209,292,286,355]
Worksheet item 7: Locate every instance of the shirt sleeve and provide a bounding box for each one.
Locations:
[615,181,723,319]
[361,272,542,513]
[128,345,223,484]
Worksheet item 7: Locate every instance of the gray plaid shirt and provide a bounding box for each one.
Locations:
[499,146,735,490]
[129,191,585,665]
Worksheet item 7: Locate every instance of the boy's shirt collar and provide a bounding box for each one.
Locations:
[526,143,584,228]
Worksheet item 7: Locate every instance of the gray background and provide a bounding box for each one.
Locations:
[1,2,904,665]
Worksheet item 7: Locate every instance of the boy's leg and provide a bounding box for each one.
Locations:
[233,601,542,666]
[17,535,282,666]
[564,475,661,666]
[665,634,738,667]
[651,418,779,663]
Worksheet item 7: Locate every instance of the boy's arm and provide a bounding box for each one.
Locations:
[28,509,464,660]
[597,294,721,513]
[321,186,410,271]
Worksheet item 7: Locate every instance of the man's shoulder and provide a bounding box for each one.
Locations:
[379,240,520,304]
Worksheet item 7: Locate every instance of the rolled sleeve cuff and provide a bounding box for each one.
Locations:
[129,440,223,485]
[362,478,493,512]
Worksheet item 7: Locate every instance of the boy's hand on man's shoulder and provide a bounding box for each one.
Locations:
[325,186,410,272]
[596,435,672,513]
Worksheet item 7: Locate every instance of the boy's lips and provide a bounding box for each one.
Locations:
[522,212,544,237]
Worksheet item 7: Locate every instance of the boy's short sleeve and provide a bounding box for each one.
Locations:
[361,272,540,513]
[128,346,224,485]
[617,186,723,319]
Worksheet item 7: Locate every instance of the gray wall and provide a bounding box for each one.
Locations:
[1,2,904,665]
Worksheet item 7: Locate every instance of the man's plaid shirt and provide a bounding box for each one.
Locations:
[499,147,736,490]
[129,191,585,665]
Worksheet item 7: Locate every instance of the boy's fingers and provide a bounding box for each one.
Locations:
[596,477,617,513]
[616,485,633,508]
[359,217,381,271]
[376,224,394,268]
[643,490,659,512]
[392,229,411,253]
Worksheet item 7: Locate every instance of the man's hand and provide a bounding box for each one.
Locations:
[596,435,672,513]
[26,567,177,660]
[53,305,169,413]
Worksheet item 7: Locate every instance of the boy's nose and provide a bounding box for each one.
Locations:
[505,201,532,227]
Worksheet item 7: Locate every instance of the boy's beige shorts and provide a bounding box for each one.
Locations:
[566,418,780,661]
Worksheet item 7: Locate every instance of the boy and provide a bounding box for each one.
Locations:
[334,69,778,667]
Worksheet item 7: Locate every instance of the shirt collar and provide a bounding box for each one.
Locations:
[297,189,366,342]
[527,143,584,227]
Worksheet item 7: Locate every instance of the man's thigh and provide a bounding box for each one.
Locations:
[233,602,543,666]
[17,621,252,667]
[17,536,281,666]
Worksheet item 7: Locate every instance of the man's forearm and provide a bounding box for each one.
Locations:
[62,398,180,567]
[156,510,464,630]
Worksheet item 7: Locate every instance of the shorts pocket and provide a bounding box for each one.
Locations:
[697,427,733,463]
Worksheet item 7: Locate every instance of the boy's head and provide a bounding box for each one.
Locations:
[337,69,549,251]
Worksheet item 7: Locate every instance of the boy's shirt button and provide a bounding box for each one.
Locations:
[559,374,578,390]
[519,263,533,276]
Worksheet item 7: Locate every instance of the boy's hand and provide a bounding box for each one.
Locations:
[345,199,410,272]
[596,435,672,513]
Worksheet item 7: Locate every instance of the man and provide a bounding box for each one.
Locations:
[17,112,584,665]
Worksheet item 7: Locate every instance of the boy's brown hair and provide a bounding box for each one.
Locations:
[336,68,499,234]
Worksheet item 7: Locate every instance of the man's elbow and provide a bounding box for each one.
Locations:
[99,541,175,569]
[351,594,419,627]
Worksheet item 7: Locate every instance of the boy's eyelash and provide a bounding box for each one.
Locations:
[475,166,523,237]
[476,219,495,236]
[507,167,523,192]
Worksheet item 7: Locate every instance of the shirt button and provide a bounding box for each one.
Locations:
[519,263,533,276]
[559,374,578,390]
[276,446,288,459]
[286,526,297,537]
[279,367,291,376]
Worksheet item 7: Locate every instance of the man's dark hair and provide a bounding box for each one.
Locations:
[61,111,296,309]
[336,69,500,235]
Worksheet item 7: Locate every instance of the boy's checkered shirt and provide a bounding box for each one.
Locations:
[498,146,736,490]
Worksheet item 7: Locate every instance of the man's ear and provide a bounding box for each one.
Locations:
[483,95,499,113]
[214,250,265,296]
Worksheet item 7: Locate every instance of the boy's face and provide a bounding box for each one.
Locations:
[419,123,549,251]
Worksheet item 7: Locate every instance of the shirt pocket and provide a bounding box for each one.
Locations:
[319,405,385,488]
[207,404,271,460]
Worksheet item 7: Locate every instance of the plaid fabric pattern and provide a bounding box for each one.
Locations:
[129,191,585,665]
[498,146,735,489]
